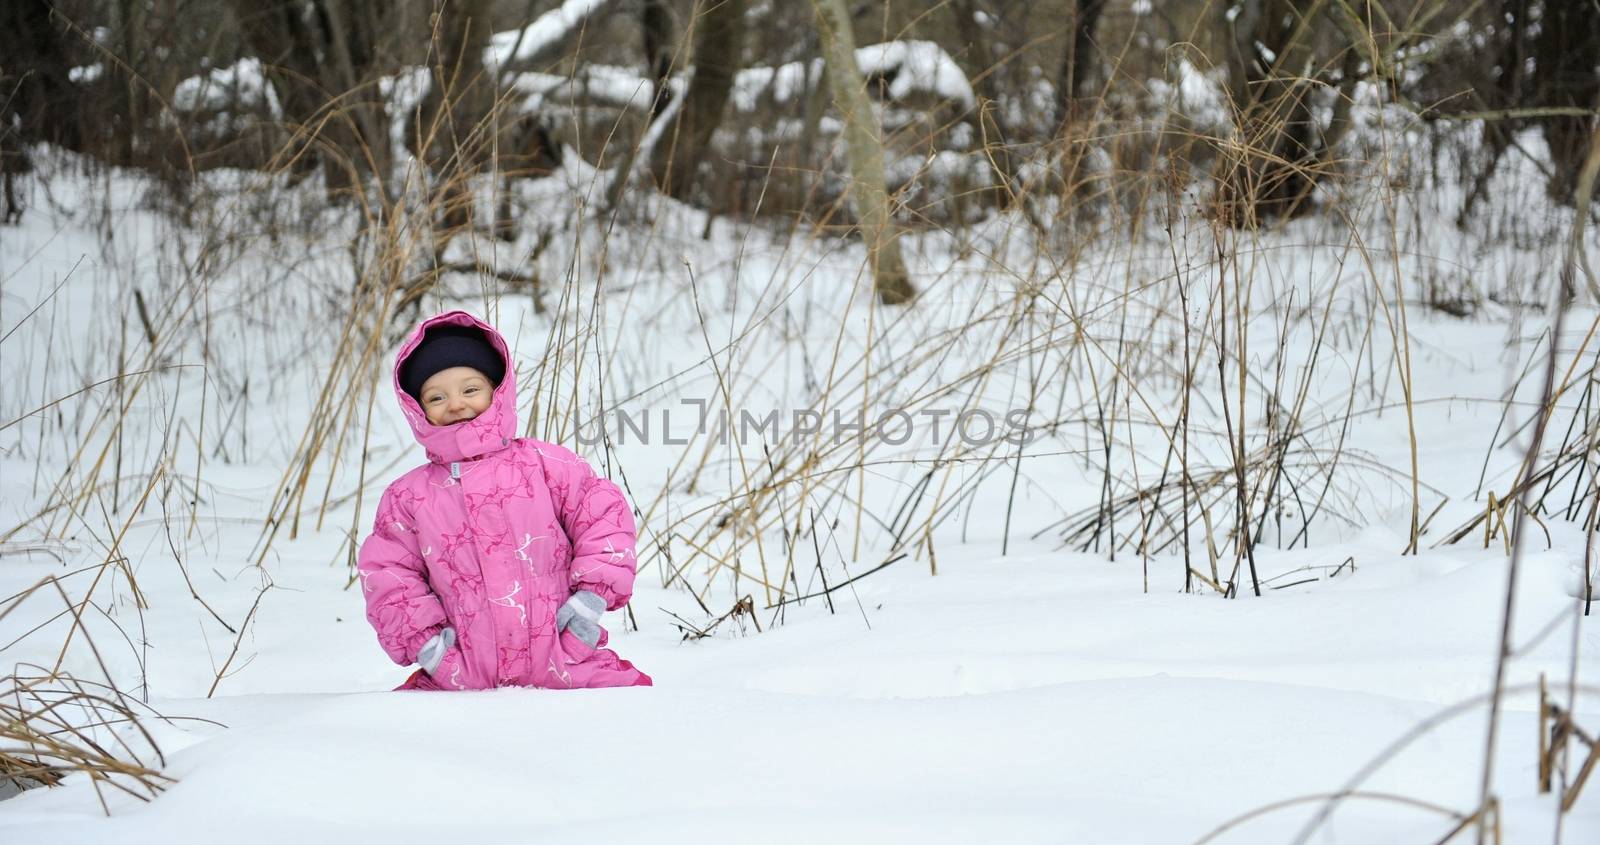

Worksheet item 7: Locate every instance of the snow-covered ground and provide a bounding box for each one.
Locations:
[1,134,1597,842]
[1,538,1590,843]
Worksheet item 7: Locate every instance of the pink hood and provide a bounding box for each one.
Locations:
[392,310,519,465]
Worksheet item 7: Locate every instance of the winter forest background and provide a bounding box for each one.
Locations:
[2,0,1600,841]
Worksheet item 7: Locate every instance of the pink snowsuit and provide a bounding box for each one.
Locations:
[357,311,650,691]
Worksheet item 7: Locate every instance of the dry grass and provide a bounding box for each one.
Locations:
[0,5,1593,830]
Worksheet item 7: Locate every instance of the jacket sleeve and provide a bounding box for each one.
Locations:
[357,484,448,665]
[541,443,639,610]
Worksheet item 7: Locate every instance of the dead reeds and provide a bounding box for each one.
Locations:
[0,6,1593,826]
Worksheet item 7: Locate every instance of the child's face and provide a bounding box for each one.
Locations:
[418,366,494,426]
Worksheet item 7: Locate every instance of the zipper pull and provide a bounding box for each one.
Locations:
[450,462,461,479]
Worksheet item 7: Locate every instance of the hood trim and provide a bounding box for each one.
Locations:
[392,311,518,465]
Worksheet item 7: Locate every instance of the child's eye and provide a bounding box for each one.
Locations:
[465,387,478,394]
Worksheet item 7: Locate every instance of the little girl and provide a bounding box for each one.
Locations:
[357,310,651,690]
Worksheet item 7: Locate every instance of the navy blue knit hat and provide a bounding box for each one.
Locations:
[400,325,506,400]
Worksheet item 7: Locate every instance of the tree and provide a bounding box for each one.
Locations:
[1431,0,1600,217]
[953,0,1018,204]
[649,0,745,202]
[234,0,399,202]
[1216,0,1325,225]
[640,0,676,122]
[810,0,915,305]
[1,0,81,222]
[1047,0,1105,210]
[1053,0,1105,135]
[414,0,497,235]
[1528,0,1600,203]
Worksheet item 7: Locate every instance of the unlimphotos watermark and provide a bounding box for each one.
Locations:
[573,399,1037,448]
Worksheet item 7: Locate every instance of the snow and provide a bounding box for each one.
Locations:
[0,536,1591,841]
[497,39,976,118]
[1,111,1598,842]
[885,149,988,188]
[857,42,976,109]
[488,6,976,114]
[731,59,818,111]
[67,64,103,84]
[379,66,432,115]
[486,0,614,68]
[172,58,281,117]
[1173,56,1230,127]
[506,65,662,114]
[734,41,976,112]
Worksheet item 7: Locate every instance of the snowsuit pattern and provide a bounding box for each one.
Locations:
[357,311,650,690]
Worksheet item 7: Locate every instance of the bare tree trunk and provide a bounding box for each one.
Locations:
[314,0,393,202]
[1,0,82,154]
[1217,0,1322,226]
[119,0,147,166]
[1532,0,1600,203]
[417,0,497,236]
[810,0,915,305]
[235,0,324,177]
[649,0,745,203]
[1053,0,1105,136]
[1047,0,1105,212]
[235,0,394,203]
[0,0,71,224]
[419,0,496,161]
[1458,0,1530,224]
[795,51,829,216]
[640,0,676,121]
[1458,0,1600,218]
[953,0,1015,205]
